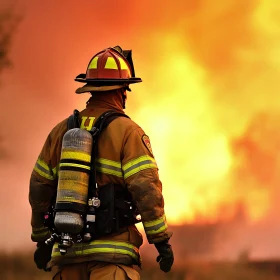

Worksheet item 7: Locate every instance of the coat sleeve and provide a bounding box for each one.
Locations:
[121,127,172,244]
[29,122,66,242]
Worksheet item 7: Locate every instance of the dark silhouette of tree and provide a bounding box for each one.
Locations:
[0,6,21,73]
[0,7,21,159]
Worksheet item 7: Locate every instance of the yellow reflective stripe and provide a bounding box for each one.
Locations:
[34,166,53,180]
[59,163,91,170]
[82,247,134,258]
[88,56,98,69]
[143,214,166,227]
[61,151,91,162]
[122,155,158,179]
[119,56,129,70]
[97,158,121,168]
[96,166,123,177]
[32,226,48,232]
[143,215,168,236]
[52,240,139,261]
[96,158,123,177]
[58,183,88,197]
[146,223,167,235]
[31,231,50,238]
[32,227,50,238]
[52,166,58,177]
[34,159,55,180]
[104,57,118,69]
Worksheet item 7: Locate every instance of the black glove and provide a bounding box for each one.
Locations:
[34,242,53,271]
[154,240,174,273]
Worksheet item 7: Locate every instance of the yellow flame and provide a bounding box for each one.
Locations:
[132,35,233,224]
[130,1,280,225]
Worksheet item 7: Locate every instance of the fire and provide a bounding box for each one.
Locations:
[133,35,235,224]
[128,0,280,225]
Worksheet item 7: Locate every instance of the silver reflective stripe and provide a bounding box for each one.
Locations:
[124,159,154,174]
[95,160,123,177]
[143,215,168,235]
[33,158,56,180]
[96,162,122,173]
[122,155,158,179]
[144,220,166,232]
[35,162,53,177]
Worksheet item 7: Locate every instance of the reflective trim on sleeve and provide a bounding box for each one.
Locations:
[34,159,56,180]
[143,215,168,236]
[96,158,123,177]
[52,166,58,177]
[31,226,51,239]
[52,240,140,262]
[122,155,158,179]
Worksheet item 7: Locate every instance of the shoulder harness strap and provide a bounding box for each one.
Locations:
[90,110,129,140]
[89,110,130,198]
[67,109,80,130]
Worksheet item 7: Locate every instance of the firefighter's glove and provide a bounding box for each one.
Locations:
[154,240,174,273]
[34,242,53,271]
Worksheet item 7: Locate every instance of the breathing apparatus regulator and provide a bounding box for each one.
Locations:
[45,110,140,255]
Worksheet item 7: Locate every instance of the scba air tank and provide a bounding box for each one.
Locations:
[54,128,92,246]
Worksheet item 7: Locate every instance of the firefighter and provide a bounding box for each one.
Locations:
[29,46,174,280]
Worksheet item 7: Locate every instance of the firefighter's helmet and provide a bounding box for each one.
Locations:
[75,46,142,93]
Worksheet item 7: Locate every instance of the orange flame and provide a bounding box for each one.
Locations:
[128,0,280,225]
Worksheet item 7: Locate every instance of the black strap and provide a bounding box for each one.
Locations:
[67,109,80,130]
[88,110,129,199]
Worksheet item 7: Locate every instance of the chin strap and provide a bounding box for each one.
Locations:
[121,86,130,109]
[122,93,127,109]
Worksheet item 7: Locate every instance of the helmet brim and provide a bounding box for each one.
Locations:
[75,84,127,94]
[75,73,142,84]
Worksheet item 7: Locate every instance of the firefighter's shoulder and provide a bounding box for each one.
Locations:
[48,118,68,139]
[111,115,142,135]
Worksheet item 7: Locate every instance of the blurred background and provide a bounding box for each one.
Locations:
[1,0,280,279]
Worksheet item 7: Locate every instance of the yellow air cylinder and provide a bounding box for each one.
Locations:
[54,128,92,235]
